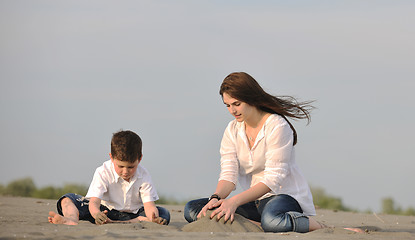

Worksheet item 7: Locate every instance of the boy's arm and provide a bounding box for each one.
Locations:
[89,197,109,225]
[143,201,158,222]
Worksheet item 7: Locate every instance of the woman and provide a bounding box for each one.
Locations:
[184,72,324,233]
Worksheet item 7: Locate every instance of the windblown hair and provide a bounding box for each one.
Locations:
[111,130,142,163]
[219,72,314,145]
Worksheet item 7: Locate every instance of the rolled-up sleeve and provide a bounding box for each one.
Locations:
[85,168,108,200]
[139,168,159,203]
[139,181,159,203]
[218,122,239,185]
[261,122,294,193]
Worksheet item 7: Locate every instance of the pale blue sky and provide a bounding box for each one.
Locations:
[1,0,414,212]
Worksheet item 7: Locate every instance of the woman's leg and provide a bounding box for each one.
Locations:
[184,198,261,223]
[184,198,209,222]
[234,201,261,222]
[258,194,309,233]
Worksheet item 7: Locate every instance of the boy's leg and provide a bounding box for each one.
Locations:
[133,206,170,225]
[49,193,93,225]
[155,206,170,225]
[105,209,148,223]
[48,197,79,225]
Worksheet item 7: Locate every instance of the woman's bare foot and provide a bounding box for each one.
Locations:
[309,218,327,231]
[344,227,366,233]
[48,211,78,225]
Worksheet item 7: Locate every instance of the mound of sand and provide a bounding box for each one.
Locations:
[181,210,263,232]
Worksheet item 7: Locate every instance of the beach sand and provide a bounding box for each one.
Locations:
[0,196,414,239]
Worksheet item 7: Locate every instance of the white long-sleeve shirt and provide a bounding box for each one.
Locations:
[219,114,316,216]
[85,160,159,214]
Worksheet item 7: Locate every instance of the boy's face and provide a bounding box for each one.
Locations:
[110,154,140,182]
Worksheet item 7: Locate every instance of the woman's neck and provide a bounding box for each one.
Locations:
[245,110,270,129]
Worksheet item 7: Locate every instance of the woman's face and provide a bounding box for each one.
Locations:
[222,93,255,122]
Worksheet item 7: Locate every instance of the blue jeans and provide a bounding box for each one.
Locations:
[58,193,171,224]
[184,194,309,233]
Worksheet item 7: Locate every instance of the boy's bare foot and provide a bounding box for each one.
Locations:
[48,211,78,225]
[127,215,167,225]
[126,216,148,223]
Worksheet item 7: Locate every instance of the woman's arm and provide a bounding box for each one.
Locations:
[230,182,270,207]
[197,180,235,218]
[198,121,241,219]
[214,180,235,199]
[261,119,294,193]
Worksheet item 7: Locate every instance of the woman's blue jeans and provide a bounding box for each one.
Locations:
[184,194,309,233]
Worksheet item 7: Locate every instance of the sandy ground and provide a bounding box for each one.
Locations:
[0,196,414,240]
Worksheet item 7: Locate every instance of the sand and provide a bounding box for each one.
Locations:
[0,196,414,240]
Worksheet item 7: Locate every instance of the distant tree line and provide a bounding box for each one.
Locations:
[381,197,415,216]
[0,177,187,205]
[0,177,88,199]
[311,187,352,211]
[310,187,415,216]
[0,177,413,216]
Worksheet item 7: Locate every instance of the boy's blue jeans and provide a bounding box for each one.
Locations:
[58,193,170,224]
[184,194,309,233]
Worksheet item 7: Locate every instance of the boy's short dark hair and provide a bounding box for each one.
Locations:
[111,130,142,163]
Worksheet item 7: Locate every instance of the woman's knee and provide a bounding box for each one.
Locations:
[184,198,208,223]
[183,199,198,223]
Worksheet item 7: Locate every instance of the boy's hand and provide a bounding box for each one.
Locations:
[94,210,109,225]
[151,212,168,225]
[143,201,163,224]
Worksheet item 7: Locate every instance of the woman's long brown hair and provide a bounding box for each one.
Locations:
[219,72,314,145]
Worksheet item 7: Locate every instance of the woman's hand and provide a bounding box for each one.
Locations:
[210,198,238,223]
[197,198,219,219]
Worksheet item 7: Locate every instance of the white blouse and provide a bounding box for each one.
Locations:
[219,114,316,216]
[85,160,159,214]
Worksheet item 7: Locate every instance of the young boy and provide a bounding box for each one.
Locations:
[48,130,170,225]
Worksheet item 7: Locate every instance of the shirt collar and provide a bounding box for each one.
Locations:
[238,114,273,146]
[110,161,140,183]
